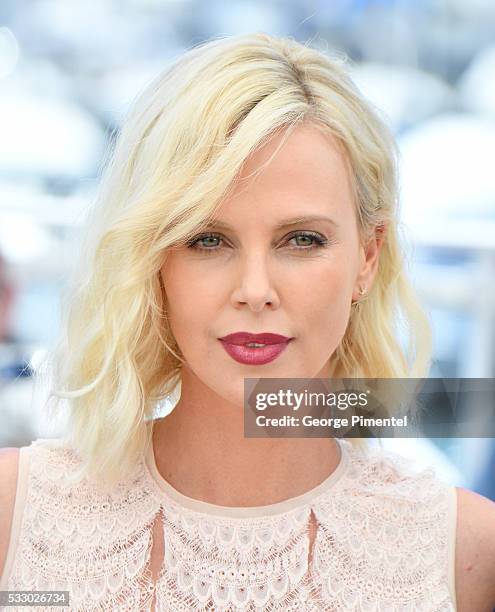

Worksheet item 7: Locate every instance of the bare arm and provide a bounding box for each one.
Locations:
[454,486,495,611]
[0,447,19,581]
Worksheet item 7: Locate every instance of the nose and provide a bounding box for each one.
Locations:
[230,250,280,312]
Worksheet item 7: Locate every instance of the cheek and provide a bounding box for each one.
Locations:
[161,260,218,352]
[297,263,353,335]
[161,261,196,341]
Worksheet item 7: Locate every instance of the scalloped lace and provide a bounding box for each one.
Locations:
[4,437,456,611]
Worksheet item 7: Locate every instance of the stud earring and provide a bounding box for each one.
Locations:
[352,284,367,306]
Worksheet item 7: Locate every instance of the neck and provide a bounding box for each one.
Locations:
[151,370,341,507]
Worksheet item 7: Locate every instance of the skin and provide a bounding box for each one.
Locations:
[154,122,384,506]
[455,487,495,610]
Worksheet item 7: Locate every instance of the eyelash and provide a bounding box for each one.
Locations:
[186,231,329,254]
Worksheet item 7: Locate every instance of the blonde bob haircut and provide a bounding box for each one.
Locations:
[45,32,432,487]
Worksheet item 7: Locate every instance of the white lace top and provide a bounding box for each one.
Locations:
[1,427,458,611]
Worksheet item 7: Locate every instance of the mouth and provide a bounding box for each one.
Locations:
[218,333,294,365]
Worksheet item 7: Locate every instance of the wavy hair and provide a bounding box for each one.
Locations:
[44,32,432,487]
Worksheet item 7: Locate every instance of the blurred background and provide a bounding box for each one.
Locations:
[0,0,494,498]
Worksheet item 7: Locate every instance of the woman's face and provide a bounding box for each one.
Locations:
[160,123,382,406]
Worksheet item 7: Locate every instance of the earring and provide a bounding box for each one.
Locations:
[352,284,367,306]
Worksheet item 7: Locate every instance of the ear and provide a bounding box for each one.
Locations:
[352,223,387,302]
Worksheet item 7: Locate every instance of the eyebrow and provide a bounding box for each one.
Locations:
[204,215,339,231]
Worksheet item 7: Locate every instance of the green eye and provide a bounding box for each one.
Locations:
[199,235,220,247]
[186,233,222,251]
[286,231,328,250]
[292,234,315,247]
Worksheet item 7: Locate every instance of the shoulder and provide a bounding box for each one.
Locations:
[454,486,495,610]
[313,444,458,607]
[0,437,86,580]
[13,436,160,523]
[341,441,451,504]
[337,443,456,533]
[0,447,20,578]
[343,446,495,609]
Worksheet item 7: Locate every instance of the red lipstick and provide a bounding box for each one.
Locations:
[218,332,293,365]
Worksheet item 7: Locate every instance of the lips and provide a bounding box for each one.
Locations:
[218,332,294,366]
[218,332,292,346]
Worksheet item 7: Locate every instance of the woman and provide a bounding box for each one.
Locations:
[1,32,494,611]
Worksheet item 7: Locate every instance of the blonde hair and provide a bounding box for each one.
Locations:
[44,32,432,487]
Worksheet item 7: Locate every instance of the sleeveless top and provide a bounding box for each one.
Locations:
[1,431,458,611]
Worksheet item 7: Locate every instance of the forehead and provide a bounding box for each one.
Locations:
[212,123,355,229]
